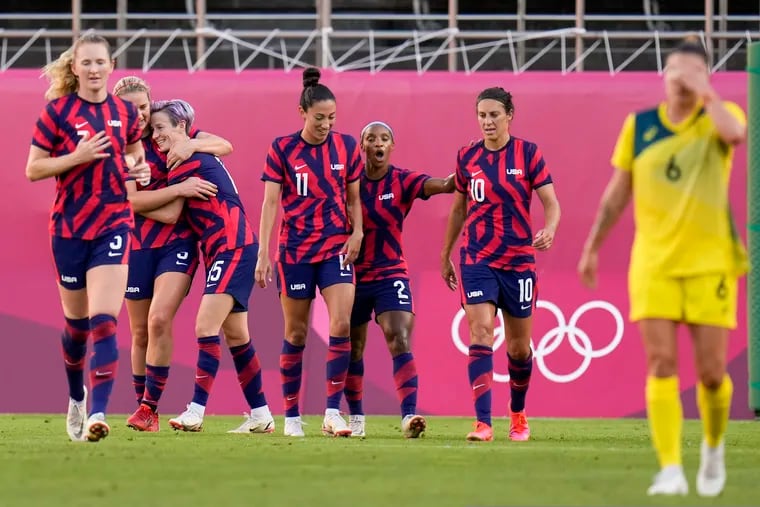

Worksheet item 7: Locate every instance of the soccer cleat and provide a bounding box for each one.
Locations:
[126,403,159,432]
[284,416,306,437]
[509,409,531,441]
[402,414,426,439]
[227,412,276,434]
[85,412,110,442]
[322,412,352,437]
[697,440,726,497]
[169,405,203,432]
[647,465,689,496]
[66,386,87,442]
[349,415,366,437]
[466,421,493,441]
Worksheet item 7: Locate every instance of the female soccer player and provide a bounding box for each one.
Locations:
[578,38,747,497]
[144,99,274,434]
[344,121,454,438]
[25,33,149,442]
[256,68,364,437]
[440,87,560,442]
[113,76,231,432]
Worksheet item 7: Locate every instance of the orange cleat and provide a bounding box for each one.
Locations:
[126,403,160,432]
[508,409,530,441]
[466,421,493,441]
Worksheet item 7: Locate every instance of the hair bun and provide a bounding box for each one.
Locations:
[303,67,321,88]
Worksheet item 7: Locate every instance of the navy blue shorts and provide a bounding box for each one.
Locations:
[52,230,130,290]
[277,254,354,299]
[351,277,414,327]
[125,239,199,300]
[459,264,536,318]
[203,243,258,312]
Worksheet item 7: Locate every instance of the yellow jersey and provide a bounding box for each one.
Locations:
[611,101,748,278]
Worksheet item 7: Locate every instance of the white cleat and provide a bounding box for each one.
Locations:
[284,416,305,437]
[349,415,365,437]
[322,412,352,437]
[66,386,87,442]
[228,412,275,434]
[169,405,204,432]
[697,440,726,497]
[85,412,110,442]
[647,465,689,496]
[402,414,426,439]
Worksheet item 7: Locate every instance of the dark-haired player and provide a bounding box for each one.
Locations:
[256,67,364,437]
[440,87,561,443]
[344,120,454,438]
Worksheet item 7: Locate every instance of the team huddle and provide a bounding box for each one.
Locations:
[27,32,746,498]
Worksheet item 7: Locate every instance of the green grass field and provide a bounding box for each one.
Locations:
[0,415,758,507]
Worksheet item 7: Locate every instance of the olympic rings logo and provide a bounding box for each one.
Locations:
[450,300,624,383]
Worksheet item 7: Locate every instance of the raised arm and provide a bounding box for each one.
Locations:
[423,173,456,197]
[166,131,234,170]
[440,191,467,291]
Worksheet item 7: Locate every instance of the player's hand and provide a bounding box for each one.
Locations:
[577,248,599,289]
[166,139,195,170]
[441,256,458,291]
[176,177,218,200]
[127,155,151,186]
[341,231,363,267]
[74,131,111,164]
[443,173,456,193]
[532,228,555,251]
[255,256,272,288]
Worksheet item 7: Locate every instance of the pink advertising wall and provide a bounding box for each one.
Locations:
[0,70,751,418]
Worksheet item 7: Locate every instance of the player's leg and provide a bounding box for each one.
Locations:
[317,255,355,437]
[278,261,316,436]
[124,247,156,408]
[83,230,131,442]
[685,273,737,497]
[51,236,90,442]
[460,264,498,441]
[345,282,373,436]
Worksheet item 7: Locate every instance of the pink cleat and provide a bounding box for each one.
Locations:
[509,409,530,441]
[466,421,493,442]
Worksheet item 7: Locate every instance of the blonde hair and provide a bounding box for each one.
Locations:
[113,75,151,99]
[42,33,112,101]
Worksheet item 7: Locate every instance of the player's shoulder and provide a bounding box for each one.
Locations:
[458,138,485,156]
[331,130,360,150]
[719,100,746,123]
[108,93,137,113]
[510,135,540,153]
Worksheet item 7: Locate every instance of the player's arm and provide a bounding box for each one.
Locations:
[440,191,467,291]
[342,179,364,265]
[127,176,217,214]
[703,95,746,145]
[166,132,233,170]
[533,183,560,251]
[25,132,111,182]
[125,180,183,224]
[423,173,456,196]
[255,181,281,288]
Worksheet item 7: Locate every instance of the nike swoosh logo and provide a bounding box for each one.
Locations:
[295,164,308,170]
[399,301,411,305]
[195,375,208,380]
[107,252,122,257]
[472,170,483,176]
[206,283,217,288]
[340,272,353,277]
[95,371,112,377]
[331,381,343,385]
[286,395,297,401]
[75,121,88,128]
[472,383,485,390]
[521,304,531,310]
[176,261,188,266]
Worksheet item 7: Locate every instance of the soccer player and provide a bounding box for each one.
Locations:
[440,87,560,442]
[25,33,150,442]
[256,68,364,437]
[344,121,454,438]
[577,38,747,497]
[113,76,231,432]
[145,99,274,434]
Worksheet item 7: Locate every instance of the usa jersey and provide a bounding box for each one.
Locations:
[31,93,141,239]
[262,130,363,264]
[354,165,430,283]
[131,132,199,250]
[168,153,255,263]
[455,137,552,270]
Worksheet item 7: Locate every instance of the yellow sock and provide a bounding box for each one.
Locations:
[646,375,683,468]
[697,374,733,448]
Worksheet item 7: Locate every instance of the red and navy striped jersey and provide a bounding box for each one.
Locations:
[31,93,141,239]
[168,153,255,264]
[455,137,552,270]
[354,165,430,283]
[262,130,363,264]
[130,131,200,250]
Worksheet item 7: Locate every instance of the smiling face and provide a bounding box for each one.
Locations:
[150,110,186,152]
[362,124,394,169]
[120,91,151,133]
[71,42,114,97]
[299,99,336,144]
[477,98,512,145]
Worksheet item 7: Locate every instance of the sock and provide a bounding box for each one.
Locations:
[280,340,305,417]
[345,358,364,415]
[468,344,493,426]
[326,336,350,410]
[142,364,170,412]
[508,351,533,413]
[697,374,733,448]
[89,314,119,416]
[392,352,418,417]
[646,375,683,468]
[191,336,221,407]
[61,317,89,402]
[230,341,267,410]
[132,374,146,405]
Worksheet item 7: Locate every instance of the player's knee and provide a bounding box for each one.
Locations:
[646,353,678,377]
[350,340,366,361]
[697,362,726,389]
[468,322,494,346]
[223,329,249,347]
[147,310,172,339]
[328,317,351,338]
[506,338,531,360]
[131,326,149,348]
[285,325,309,347]
[385,329,410,356]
